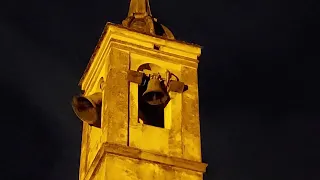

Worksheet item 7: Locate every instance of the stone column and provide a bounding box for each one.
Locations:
[180,66,202,162]
[102,48,130,146]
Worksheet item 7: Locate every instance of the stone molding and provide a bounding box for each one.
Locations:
[84,142,208,179]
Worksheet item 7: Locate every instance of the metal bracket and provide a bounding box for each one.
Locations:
[127,70,144,85]
[127,70,188,93]
[168,80,188,93]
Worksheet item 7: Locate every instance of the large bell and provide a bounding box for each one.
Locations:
[142,75,168,105]
[71,92,102,127]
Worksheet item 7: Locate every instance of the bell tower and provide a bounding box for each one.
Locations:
[72,0,207,179]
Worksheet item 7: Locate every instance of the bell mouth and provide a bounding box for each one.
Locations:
[74,96,94,110]
[143,92,167,105]
[72,96,99,125]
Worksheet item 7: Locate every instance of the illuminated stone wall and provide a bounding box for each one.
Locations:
[78,24,206,180]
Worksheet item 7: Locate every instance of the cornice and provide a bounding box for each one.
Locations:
[84,142,207,179]
[79,23,202,90]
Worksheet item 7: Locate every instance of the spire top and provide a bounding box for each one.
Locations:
[127,0,152,18]
[122,0,175,40]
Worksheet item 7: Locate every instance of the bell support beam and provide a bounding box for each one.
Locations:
[127,70,186,93]
[127,70,144,85]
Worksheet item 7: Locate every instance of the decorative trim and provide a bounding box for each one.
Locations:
[107,23,202,49]
[78,23,202,87]
[84,145,106,180]
[98,142,207,173]
[108,40,198,68]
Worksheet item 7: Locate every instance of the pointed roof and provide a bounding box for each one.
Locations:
[122,0,175,40]
[127,0,152,18]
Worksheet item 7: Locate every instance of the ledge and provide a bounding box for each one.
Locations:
[84,142,208,180]
[104,142,207,173]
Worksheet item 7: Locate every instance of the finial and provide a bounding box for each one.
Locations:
[127,0,152,18]
[122,0,175,40]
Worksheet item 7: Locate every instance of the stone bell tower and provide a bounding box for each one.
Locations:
[72,0,207,179]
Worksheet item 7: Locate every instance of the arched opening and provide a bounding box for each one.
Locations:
[137,63,168,128]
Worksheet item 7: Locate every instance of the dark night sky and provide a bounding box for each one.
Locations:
[0,0,319,179]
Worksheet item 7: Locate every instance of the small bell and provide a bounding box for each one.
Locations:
[71,92,102,127]
[142,74,168,105]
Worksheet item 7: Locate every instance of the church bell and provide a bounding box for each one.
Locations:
[72,92,102,127]
[142,74,168,105]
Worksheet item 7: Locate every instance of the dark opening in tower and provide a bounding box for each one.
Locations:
[136,63,168,128]
[138,82,165,128]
